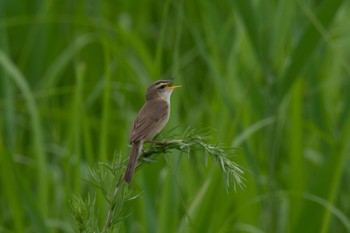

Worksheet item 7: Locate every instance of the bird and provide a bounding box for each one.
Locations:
[124,80,181,183]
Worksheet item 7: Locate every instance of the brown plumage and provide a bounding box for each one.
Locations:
[124,80,181,183]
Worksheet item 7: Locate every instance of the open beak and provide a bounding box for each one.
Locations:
[167,85,182,90]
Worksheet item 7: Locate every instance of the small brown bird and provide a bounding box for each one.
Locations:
[124,80,181,183]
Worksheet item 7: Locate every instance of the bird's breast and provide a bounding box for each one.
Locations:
[145,105,170,141]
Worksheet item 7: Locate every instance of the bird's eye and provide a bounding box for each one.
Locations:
[159,85,166,89]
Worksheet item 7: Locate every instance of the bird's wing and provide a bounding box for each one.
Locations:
[129,100,169,143]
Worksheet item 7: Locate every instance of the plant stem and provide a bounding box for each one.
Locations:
[104,178,125,229]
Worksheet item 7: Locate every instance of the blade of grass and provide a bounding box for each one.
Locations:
[0,150,24,232]
[0,50,48,216]
[154,0,171,79]
[288,80,305,226]
[234,0,264,68]
[38,34,96,90]
[158,170,179,233]
[99,36,113,162]
[178,178,211,233]
[302,192,350,232]
[232,117,275,147]
[70,62,85,193]
[320,117,350,233]
[1,150,49,233]
[279,0,344,99]
[0,16,24,232]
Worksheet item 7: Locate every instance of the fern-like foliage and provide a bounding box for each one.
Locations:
[70,129,246,232]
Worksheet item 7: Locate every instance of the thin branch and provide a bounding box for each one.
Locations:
[104,178,125,229]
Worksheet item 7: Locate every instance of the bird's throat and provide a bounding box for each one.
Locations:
[160,90,173,103]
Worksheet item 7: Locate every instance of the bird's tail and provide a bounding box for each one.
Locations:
[124,141,143,183]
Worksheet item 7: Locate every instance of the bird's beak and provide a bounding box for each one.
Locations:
[167,85,182,90]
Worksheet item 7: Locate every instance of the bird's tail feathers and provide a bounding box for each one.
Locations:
[124,141,143,183]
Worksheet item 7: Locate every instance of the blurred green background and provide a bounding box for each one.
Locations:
[1,0,350,232]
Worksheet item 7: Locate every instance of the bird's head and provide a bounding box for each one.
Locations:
[146,80,181,101]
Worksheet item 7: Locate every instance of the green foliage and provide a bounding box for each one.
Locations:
[71,130,244,232]
[1,0,350,232]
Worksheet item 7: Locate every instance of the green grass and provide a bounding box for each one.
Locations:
[1,0,350,232]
